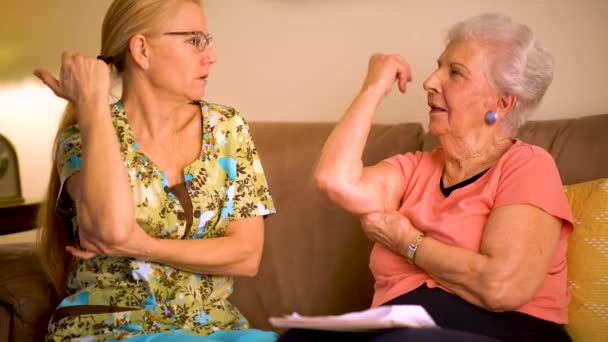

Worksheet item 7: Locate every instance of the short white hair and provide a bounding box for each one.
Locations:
[447,13,554,133]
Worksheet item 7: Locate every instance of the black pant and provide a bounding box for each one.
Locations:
[278,286,572,342]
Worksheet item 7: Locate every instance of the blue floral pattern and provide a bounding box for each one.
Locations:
[48,101,275,341]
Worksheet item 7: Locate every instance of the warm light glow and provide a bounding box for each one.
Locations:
[0,45,21,65]
[0,78,67,202]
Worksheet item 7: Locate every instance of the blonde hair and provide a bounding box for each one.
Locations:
[38,0,201,296]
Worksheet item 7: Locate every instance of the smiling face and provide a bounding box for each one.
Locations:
[145,1,217,102]
[423,39,501,139]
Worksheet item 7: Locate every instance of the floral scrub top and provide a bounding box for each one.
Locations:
[47,101,276,341]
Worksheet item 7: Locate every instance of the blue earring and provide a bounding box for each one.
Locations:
[484,110,498,125]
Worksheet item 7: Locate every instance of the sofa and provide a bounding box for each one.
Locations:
[1,113,607,342]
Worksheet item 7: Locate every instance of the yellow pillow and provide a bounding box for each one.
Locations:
[564,178,608,342]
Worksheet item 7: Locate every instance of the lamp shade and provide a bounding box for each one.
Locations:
[0,134,24,206]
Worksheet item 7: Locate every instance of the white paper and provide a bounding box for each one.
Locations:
[269,305,437,332]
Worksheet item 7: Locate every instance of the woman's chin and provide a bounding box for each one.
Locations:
[428,119,446,137]
[188,90,206,102]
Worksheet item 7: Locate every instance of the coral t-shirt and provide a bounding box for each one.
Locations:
[372,140,573,324]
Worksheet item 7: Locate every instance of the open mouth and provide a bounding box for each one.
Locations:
[429,104,447,113]
[427,95,447,113]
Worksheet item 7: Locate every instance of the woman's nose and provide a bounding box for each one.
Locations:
[203,46,217,65]
[423,71,440,93]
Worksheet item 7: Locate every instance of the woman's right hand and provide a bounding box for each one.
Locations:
[360,54,412,99]
[33,52,110,107]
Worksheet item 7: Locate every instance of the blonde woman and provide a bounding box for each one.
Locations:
[35,0,276,341]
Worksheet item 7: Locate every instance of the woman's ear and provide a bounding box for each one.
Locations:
[128,34,150,70]
[497,94,517,116]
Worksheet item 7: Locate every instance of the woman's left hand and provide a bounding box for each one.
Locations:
[360,211,413,254]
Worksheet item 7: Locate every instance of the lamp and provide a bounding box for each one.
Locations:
[0,133,24,206]
[0,78,67,203]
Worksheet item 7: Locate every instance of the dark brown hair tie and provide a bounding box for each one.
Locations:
[96,55,114,65]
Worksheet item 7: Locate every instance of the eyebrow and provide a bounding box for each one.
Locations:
[164,30,207,36]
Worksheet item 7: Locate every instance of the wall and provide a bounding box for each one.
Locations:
[1,0,607,205]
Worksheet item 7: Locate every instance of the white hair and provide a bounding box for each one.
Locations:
[446,13,554,133]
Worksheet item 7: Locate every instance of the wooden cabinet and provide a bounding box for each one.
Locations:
[0,202,40,235]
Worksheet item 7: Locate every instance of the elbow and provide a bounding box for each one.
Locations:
[314,161,351,194]
[314,170,334,194]
[475,258,541,312]
[238,255,261,278]
[82,224,130,254]
[78,211,131,249]
[98,228,130,248]
[478,279,535,312]
[479,281,516,312]
[237,245,263,278]
[240,263,259,278]
[314,171,349,204]
[77,196,135,246]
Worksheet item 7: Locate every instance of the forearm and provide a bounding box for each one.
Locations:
[76,100,135,244]
[407,233,492,308]
[405,229,536,311]
[315,88,383,189]
[139,235,262,277]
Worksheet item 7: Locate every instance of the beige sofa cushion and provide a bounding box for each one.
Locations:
[517,114,608,185]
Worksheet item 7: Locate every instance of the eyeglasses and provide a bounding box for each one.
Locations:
[163,31,213,52]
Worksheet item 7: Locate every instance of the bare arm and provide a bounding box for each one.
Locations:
[36,53,136,247]
[314,54,412,214]
[141,216,264,277]
[63,117,266,277]
[417,205,562,311]
[75,105,136,246]
[66,164,264,277]
[67,206,265,277]
[364,205,562,311]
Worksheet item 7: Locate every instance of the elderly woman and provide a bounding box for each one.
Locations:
[34,0,277,341]
[288,13,573,342]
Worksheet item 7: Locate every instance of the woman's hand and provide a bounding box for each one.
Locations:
[66,224,153,260]
[33,52,110,107]
[361,54,412,99]
[360,211,414,254]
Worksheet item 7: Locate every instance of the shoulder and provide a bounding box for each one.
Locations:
[396,148,442,172]
[199,100,248,129]
[385,150,431,168]
[498,140,558,174]
[493,140,565,198]
[58,124,80,140]
[57,125,81,154]
[507,140,553,160]
[492,141,572,222]
[382,150,436,183]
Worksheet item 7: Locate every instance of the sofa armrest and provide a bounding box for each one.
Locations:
[0,242,58,342]
[0,304,10,342]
